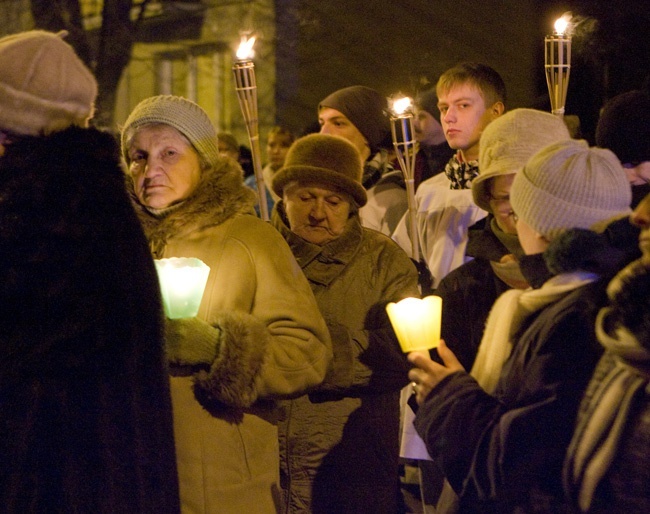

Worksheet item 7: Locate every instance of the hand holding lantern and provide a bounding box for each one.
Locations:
[386,295,442,352]
[154,257,211,319]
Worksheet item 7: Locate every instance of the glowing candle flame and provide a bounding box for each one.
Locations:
[554,14,570,35]
[236,35,256,60]
[391,96,412,116]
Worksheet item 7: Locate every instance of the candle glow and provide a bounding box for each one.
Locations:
[386,296,443,352]
[155,257,211,319]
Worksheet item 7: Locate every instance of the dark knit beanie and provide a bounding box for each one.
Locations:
[415,87,438,117]
[596,89,650,165]
[272,134,367,207]
[318,86,390,151]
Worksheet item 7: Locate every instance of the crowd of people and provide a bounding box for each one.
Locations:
[1,28,649,514]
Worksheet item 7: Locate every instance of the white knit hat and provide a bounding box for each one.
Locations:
[510,139,632,241]
[121,95,220,168]
[0,30,97,136]
[473,108,571,212]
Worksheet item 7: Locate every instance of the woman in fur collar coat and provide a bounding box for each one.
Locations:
[0,31,179,513]
[121,95,332,514]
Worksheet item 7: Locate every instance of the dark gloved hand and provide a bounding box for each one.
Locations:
[164,317,222,365]
[411,258,434,296]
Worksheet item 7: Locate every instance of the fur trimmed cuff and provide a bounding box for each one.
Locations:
[194,311,270,408]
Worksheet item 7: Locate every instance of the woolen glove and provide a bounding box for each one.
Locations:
[164,317,222,365]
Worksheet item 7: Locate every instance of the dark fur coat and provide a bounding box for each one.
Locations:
[0,127,180,513]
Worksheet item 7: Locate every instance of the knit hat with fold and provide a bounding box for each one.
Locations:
[272,133,367,206]
[511,139,631,241]
[473,108,571,212]
[0,30,97,136]
[121,95,220,168]
[318,86,390,151]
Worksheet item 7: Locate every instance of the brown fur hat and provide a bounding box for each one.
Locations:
[272,133,367,207]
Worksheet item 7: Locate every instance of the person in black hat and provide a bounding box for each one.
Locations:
[596,88,650,208]
[319,85,407,236]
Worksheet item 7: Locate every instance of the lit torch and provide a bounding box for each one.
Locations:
[389,95,419,260]
[232,34,269,221]
[545,13,572,117]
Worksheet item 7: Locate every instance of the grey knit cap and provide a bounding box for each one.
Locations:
[272,133,367,207]
[121,95,219,168]
[510,139,631,241]
[473,108,571,212]
[318,86,390,151]
[0,30,97,136]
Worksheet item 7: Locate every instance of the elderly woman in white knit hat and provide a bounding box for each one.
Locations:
[407,139,635,513]
[120,95,332,514]
[0,31,179,511]
[270,133,420,513]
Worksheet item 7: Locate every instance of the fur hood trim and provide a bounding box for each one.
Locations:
[126,156,257,255]
[194,310,270,409]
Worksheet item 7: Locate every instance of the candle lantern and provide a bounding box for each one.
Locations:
[388,95,420,259]
[545,14,572,117]
[232,34,269,221]
[386,295,442,352]
[154,257,211,319]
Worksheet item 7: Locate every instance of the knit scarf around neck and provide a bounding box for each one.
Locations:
[470,271,599,394]
[564,310,650,512]
[444,152,479,189]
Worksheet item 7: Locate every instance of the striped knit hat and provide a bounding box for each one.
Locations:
[121,95,219,168]
[511,139,631,241]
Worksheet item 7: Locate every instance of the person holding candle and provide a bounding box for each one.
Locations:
[270,133,420,513]
[408,139,634,513]
[318,85,408,237]
[392,62,506,288]
[0,30,179,512]
[121,95,332,514]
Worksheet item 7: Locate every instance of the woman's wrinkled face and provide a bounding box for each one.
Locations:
[283,182,352,245]
[127,124,202,209]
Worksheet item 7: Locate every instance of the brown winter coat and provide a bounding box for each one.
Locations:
[129,157,332,514]
[272,204,420,514]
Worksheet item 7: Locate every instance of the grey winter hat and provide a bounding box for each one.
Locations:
[510,139,632,241]
[318,86,390,151]
[415,87,438,118]
[121,95,220,168]
[272,133,367,207]
[473,108,571,212]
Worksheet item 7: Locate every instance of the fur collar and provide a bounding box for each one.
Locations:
[126,157,257,256]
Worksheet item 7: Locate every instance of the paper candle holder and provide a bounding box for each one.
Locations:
[154,257,211,319]
[386,295,442,352]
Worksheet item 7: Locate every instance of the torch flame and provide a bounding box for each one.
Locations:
[554,13,571,35]
[390,95,413,116]
[236,35,256,60]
